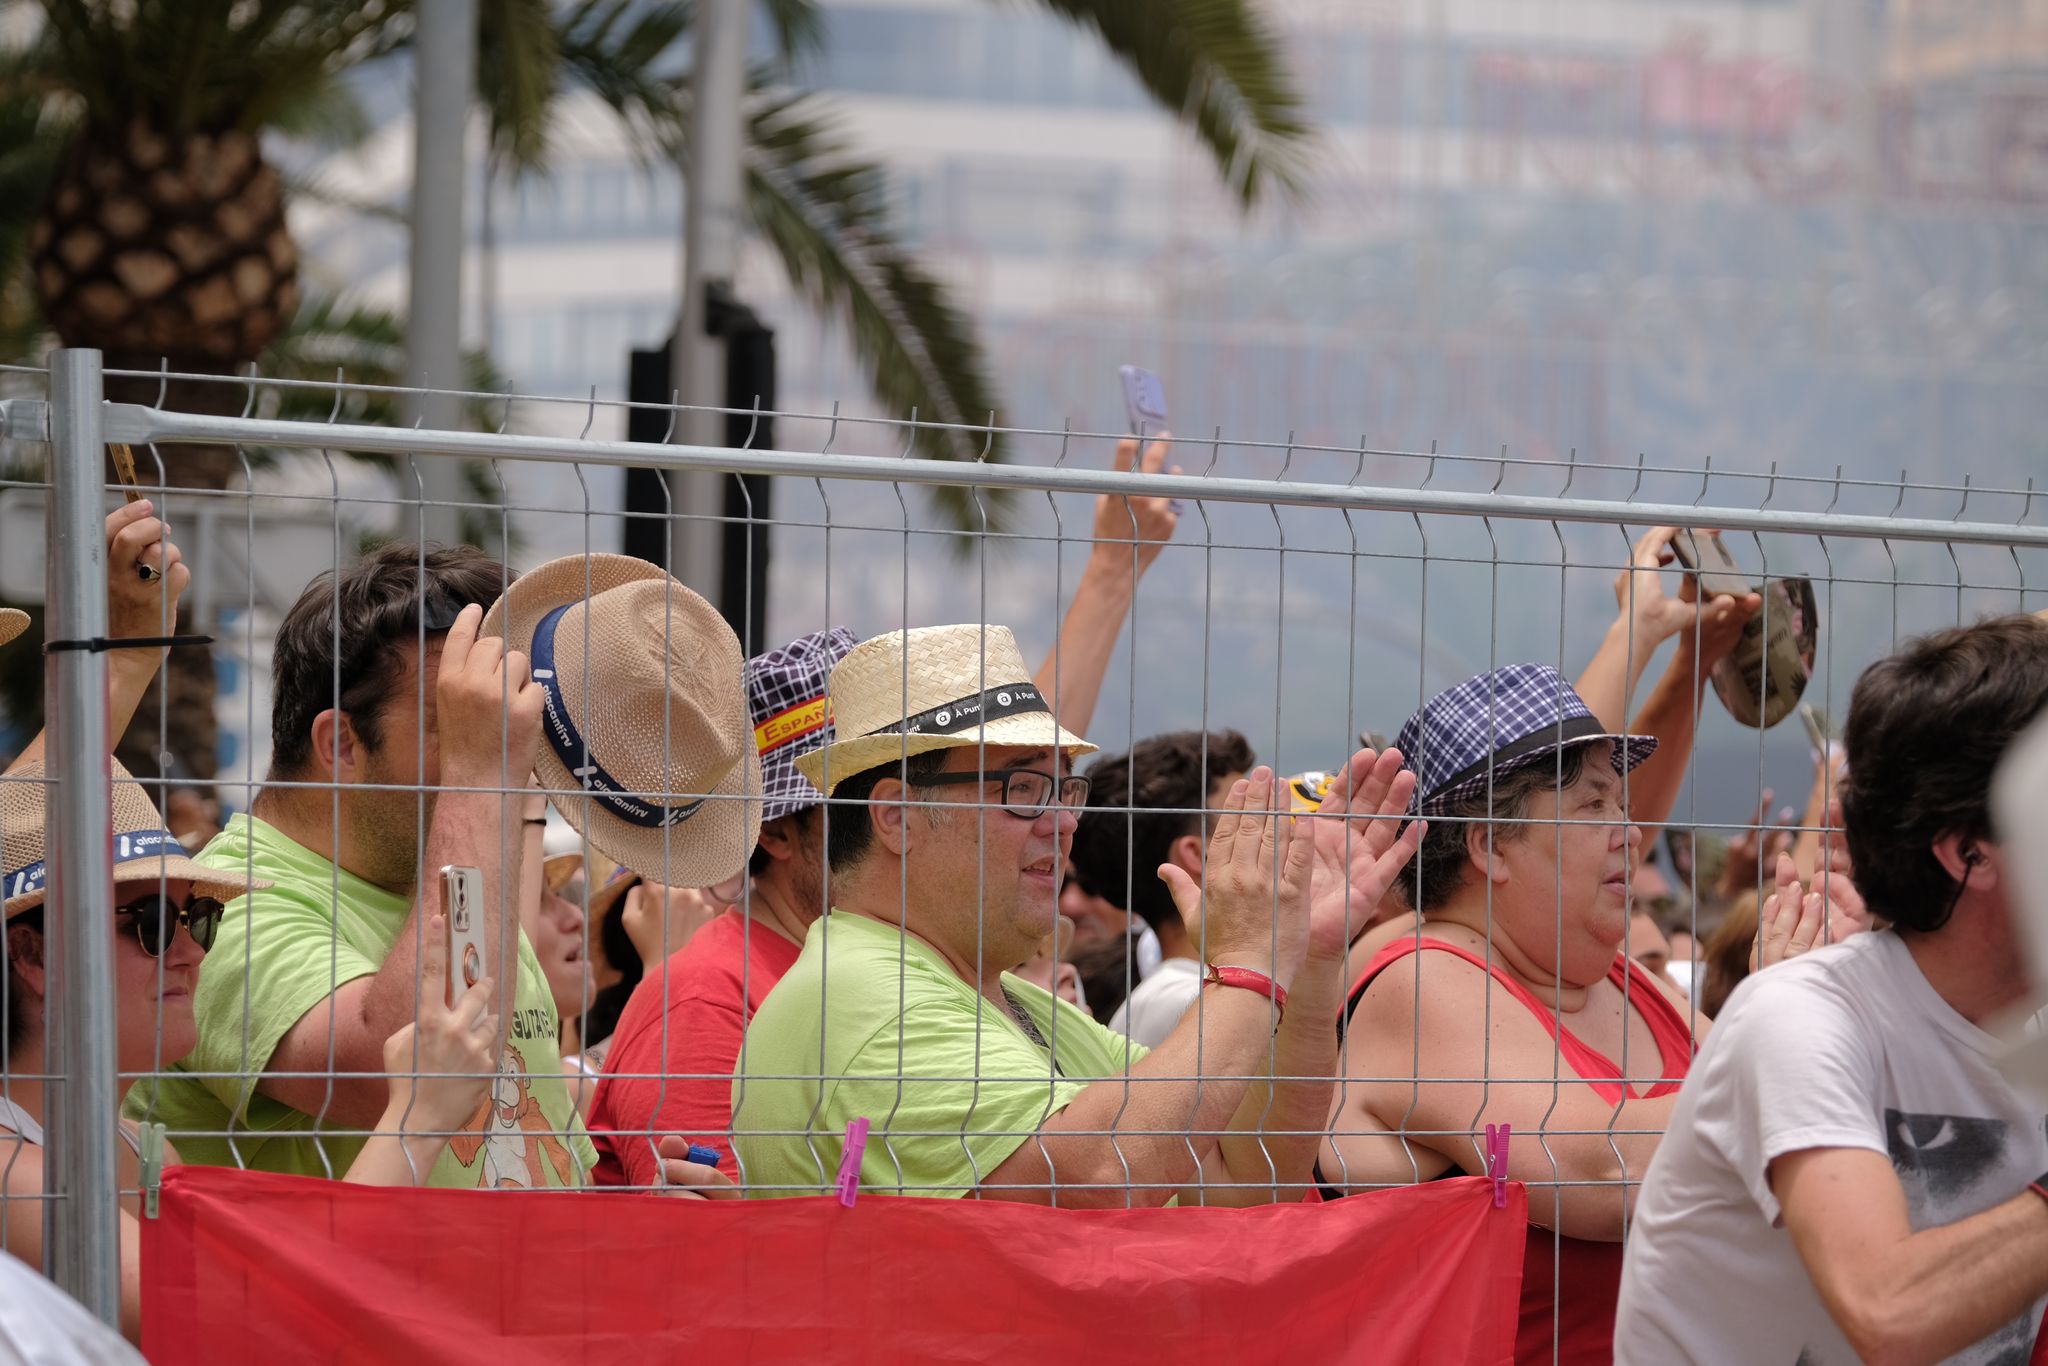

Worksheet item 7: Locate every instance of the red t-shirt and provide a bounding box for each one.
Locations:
[1351,938,1696,1366]
[586,910,803,1185]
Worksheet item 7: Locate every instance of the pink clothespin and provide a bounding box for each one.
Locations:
[836,1117,870,1207]
[1485,1123,1512,1209]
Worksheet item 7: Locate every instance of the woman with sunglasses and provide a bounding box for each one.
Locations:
[2,762,503,1343]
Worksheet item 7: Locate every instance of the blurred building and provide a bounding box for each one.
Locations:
[273,0,2047,798]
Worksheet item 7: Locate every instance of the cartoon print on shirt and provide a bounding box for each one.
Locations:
[448,1044,577,1187]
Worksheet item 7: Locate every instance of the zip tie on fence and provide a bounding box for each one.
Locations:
[1485,1123,1512,1209]
[44,634,213,654]
[836,1117,871,1207]
[139,1122,167,1219]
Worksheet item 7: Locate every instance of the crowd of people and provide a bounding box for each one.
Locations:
[3,439,2047,1365]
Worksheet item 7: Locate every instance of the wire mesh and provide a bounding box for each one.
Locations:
[4,353,2047,1348]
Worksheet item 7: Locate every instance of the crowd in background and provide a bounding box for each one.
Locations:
[3,434,2046,1365]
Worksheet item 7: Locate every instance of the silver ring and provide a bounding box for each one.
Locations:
[137,561,163,583]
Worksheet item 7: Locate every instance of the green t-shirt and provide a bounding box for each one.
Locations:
[731,909,1147,1198]
[125,814,596,1186]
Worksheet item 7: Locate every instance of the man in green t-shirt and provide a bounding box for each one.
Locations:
[732,623,1424,1204]
[132,543,597,1186]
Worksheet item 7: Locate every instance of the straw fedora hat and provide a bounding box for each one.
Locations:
[0,609,26,649]
[482,554,761,889]
[3,760,268,919]
[795,624,1096,795]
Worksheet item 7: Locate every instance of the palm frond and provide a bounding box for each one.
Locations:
[743,85,1012,538]
[476,0,563,174]
[549,0,690,170]
[256,294,519,550]
[758,0,824,65]
[1014,0,1315,205]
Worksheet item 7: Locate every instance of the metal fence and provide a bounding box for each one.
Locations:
[4,347,2048,1344]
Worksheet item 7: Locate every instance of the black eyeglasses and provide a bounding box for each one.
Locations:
[920,769,1091,819]
[116,893,224,956]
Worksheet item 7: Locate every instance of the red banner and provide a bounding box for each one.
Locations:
[143,1167,1525,1364]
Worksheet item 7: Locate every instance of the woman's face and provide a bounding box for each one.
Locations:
[524,884,589,1022]
[113,877,204,1072]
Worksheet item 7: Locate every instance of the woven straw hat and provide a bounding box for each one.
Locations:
[794,624,1096,795]
[0,609,26,649]
[3,760,268,919]
[482,554,761,889]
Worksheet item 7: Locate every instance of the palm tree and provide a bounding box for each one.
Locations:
[0,0,1315,780]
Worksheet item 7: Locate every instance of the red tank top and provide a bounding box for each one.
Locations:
[1349,937,1697,1366]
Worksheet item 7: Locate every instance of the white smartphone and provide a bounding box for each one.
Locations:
[441,865,487,1007]
[1118,365,1169,439]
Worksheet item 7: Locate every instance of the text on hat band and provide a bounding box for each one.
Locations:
[878,684,1050,740]
[5,828,188,903]
[755,696,830,755]
[530,604,709,831]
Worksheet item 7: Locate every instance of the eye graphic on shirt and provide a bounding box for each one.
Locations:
[1884,1108,2008,1206]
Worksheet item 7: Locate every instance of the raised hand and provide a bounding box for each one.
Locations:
[1754,852,1868,972]
[1612,527,1698,646]
[1157,767,1317,989]
[384,911,500,1135]
[1675,564,1763,668]
[1092,434,1181,577]
[1301,747,1426,962]
[440,603,544,784]
[106,500,189,637]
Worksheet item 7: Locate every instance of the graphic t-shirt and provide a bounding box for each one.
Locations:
[587,908,803,1184]
[1616,931,2048,1365]
[126,814,596,1187]
[732,909,1148,1197]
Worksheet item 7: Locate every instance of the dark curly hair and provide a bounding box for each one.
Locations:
[1841,614,2048,933]
[1069,730,1256,933]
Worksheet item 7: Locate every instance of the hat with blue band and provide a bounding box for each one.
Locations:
[481,554,762,890]
[3,759,268,919]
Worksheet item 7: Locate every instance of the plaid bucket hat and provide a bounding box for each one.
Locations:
[1395,663,1657,817]
[746,626,860,823]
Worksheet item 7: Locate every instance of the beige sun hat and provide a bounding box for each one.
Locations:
[481,554,762,889]
[794,624,1097,795]
[0,609,26,649]
[3,760,268,919]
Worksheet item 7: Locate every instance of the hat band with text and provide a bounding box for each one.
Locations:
[876,683,1050,739]
[5,828,187,903]
[531,603,709,831]
[755,696,830,755]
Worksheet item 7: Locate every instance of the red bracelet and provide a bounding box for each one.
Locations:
[1204,963,1288,1022]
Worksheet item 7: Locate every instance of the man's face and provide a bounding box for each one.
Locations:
[1059,866,1130,952]
[352,639,444,888]
[912,744,1079,968]
[1494,742,1641,982]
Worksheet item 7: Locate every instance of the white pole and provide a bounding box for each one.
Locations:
[404,0,478,550]
[671,0,748,599]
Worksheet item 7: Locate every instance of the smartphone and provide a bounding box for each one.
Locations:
[441,865,487,1007]
[1118,365,1168,439]
[1798,704,1831,753]
[1668,529,1755,602]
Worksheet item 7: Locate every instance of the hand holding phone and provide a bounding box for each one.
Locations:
[1117,365,1181,515]
[441,865,488,1009]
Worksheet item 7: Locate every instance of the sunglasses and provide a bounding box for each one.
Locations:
[115,893,224,956]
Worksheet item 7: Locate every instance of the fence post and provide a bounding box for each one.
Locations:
[42,347,120,1325]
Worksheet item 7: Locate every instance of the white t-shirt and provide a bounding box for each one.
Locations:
[1616,931,2048,1366]
[1108,956,1202,1047]
[0,1250,145,1365]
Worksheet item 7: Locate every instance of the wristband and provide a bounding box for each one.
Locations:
[1204,963,1287,1023]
